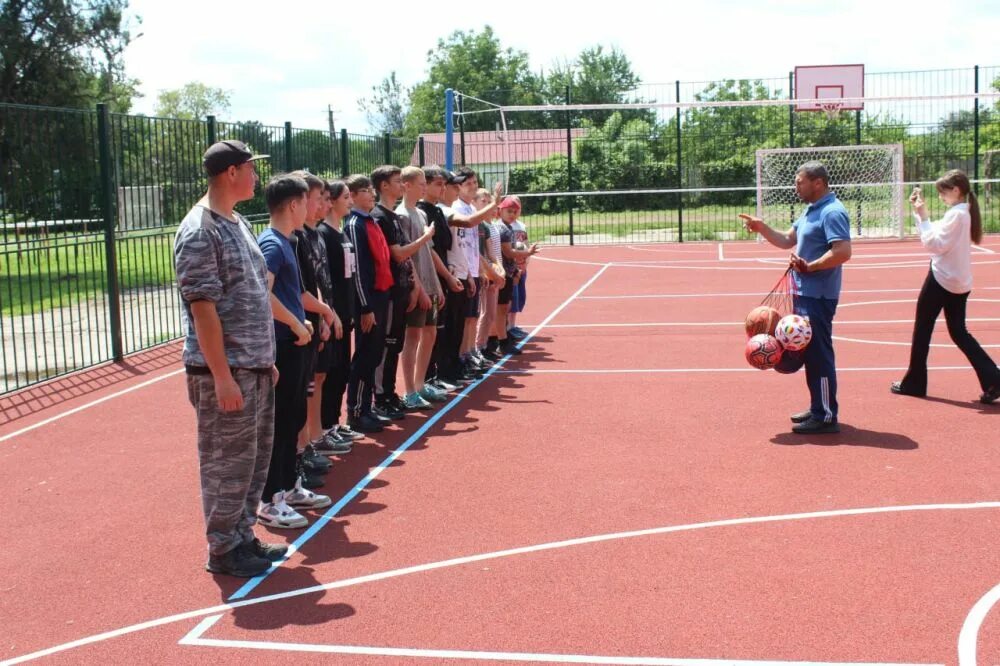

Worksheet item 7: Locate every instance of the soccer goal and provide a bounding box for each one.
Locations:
[755,144,905,238]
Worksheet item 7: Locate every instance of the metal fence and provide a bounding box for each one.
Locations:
[2,65,999,393]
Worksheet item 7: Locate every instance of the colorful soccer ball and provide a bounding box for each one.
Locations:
[745,333,783,370]
[774,314,812,352]
[744,306,781,338]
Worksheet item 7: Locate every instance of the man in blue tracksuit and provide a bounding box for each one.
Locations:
[739,162,853,434]
[343,175,394,434]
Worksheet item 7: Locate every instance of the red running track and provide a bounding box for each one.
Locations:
[1,238,998,665]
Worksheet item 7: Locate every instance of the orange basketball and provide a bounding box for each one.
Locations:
[744,306,781,338]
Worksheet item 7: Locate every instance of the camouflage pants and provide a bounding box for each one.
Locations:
[187,369,275,556]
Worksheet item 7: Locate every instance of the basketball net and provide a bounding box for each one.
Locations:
[760,267,795,316]
[819,101,843,121]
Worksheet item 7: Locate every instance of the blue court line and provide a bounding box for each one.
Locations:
[229,340,528,600]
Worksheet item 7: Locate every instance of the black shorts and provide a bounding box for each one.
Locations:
[464,278,481,318]
[498,276,514,305]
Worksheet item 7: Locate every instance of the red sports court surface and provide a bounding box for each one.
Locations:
[2,238,999,665]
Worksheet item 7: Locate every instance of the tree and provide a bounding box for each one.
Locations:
[359,71,408,136]
[0,0,140,110]
[154,82,231,120]
[403,26,545,136]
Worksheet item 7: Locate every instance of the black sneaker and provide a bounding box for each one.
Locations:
[299,470,325,489]
[791,417,841,434]
[206,542,270,578]
[500,339,522,355]
[348,414,384,433]
[508,328,527,340]
[373,402,405,420]
[980,384,1000,405]
[890,381,926,398]
[335,424,365,441]
[789,410,812,424]
[313,432,352,455]
[300,447,332,472]
[245,537,288,562]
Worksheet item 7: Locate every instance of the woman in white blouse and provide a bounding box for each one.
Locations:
[891,169,1000,404]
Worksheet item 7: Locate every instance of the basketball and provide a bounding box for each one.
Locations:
[773,348,805,374]
[745,306,781,338]
[745,334,783,370]
[774,314,812,351]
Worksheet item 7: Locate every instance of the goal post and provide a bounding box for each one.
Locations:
[755,144,905,238]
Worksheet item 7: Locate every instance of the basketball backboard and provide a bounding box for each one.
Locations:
[794,64,865,111]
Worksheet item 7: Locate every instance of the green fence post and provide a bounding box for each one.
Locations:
[788,71,795,148]
[97,103,123,361]
[340,128,349,177]
[418,136,426,167]
[284,121,293,171]
[207,115,217,146]
[974,65,980,195]
[676,80,683,243]
[566,84,574,246]
[383,133,391,164]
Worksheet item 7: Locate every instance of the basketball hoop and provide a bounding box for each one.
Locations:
[819,101,843,120]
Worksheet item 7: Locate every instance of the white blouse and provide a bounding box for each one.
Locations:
[915,203,973,294]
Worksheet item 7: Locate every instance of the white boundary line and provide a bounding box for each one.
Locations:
[972,244,996,255]
[577,287,1000,301]
[6,503,998,665]
[958,580,1000,665]
[0,368,185,444]
[535,318,1000,328]
[493,366,976,376]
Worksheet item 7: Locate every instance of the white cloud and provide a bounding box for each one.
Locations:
[124,0,1000,132]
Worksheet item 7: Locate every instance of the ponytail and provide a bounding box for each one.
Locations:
[968,190,983,245]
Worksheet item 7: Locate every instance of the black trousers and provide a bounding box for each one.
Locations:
[901,269,1000,394]
[438,286,468,380]
[376,287,408,400]
[263,339,309,500]
[321,322,353,429]
[347,292,389,419]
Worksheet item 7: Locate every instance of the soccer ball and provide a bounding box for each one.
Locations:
[774,314,812,352]
[745,334,783,370]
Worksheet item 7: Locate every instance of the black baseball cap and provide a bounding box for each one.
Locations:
[203,140,269,176]
[445,170,467,185]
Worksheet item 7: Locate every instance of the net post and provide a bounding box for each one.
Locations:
[444,88,454,171]
[457,93,466,166]
[788,71,795,149]
[565,84,574,246]
[974,65,981,196]
[676,80,683,243]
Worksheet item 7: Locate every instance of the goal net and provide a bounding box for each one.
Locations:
[756,144,904,238]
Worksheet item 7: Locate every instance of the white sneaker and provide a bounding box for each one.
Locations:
[258,491,309,529]
[283,478,332,510]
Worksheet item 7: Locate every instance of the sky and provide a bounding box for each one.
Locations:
[123,0,1000,133]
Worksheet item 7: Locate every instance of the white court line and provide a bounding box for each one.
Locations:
[535,318,1000,328]
[0,368,185,444]
[972,244,996,254]
[179,626,941,666]
[8,503,998,665]
[717,243,725,261]
[833,335,1000,349]
[494,366,975,375]
[577,287,1000,300]
[958,580,1000,665]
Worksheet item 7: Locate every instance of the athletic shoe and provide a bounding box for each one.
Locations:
[335,424,365,441]
[430,378,458,392]
[508,328,527,340]
[980,384,1000,405]
[789,409,813,424]
[419,384,449,403]
[205,542,271,577]
[890,381,926,398]
[300,448,331,473]
[258,492,309,529]
[314,432,352,455]
[511,326,529,337]
[372,402,405,421]
[299,470,325,490]
[791,417,841,434]
[387,393,409,414]
[500,339,522,355]
[348,414,384,433]
[472,351,493,368]
[482,348,503,362]
[245,537,288,562]
[284,477,332,510]
[403,392,434,410]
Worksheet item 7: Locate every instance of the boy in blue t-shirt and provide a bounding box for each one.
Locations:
[739,161,852,434]
[257,174,331,530]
